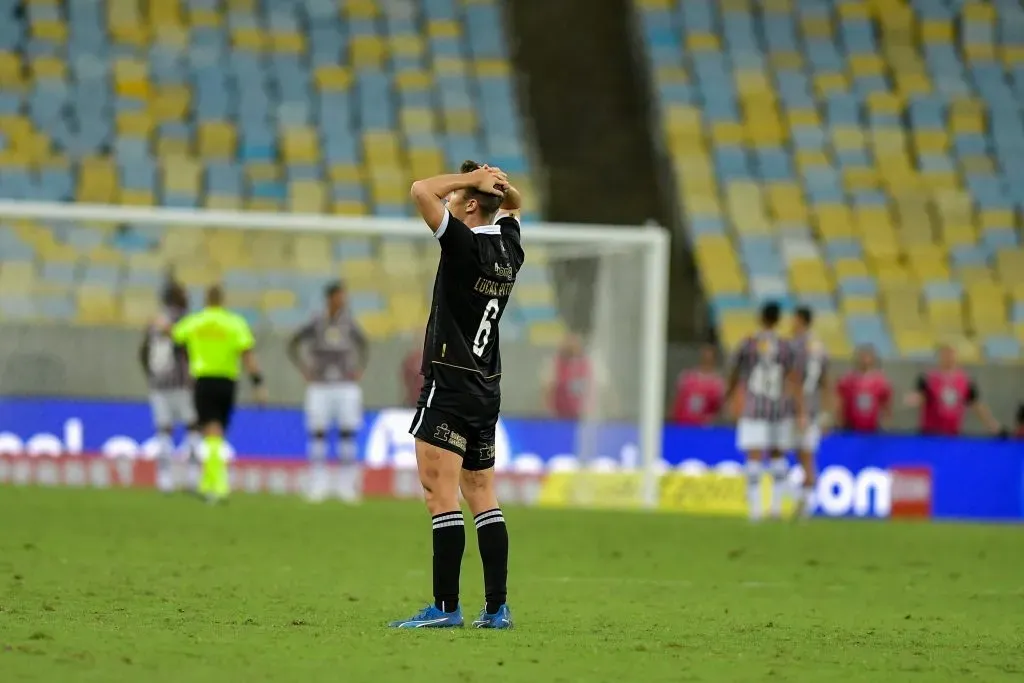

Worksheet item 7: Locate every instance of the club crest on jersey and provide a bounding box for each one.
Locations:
[757,337,775,355]
[493,262,514,280]
[324,325,343,346]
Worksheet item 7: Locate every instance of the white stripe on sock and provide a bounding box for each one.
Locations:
[475,515,505,529]
[432,512,463,524]
[474,509,503,525]
[432,519,465,530]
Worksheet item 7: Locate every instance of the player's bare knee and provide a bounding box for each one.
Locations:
[460,469,497,515]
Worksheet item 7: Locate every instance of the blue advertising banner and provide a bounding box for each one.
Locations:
[0,397,1020,520]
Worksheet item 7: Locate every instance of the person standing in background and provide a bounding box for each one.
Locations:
[401,331,425,408]
[904,344,1004,437]
[836,345,892,433]
[541,332,606,420]
[139,282,199,493]
[287,281,369,503]
[172,285,266,503]
[671,344,725,425]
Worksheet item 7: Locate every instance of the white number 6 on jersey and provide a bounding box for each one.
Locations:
[472,298,501,357]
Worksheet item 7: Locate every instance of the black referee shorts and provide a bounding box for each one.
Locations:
[408,382,499,472]
[193,377,237,429]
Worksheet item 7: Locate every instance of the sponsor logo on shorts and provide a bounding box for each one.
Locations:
[479,444,495,461]
[433,423,467,453]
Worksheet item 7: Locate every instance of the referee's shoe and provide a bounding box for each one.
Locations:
[389,604,464,629]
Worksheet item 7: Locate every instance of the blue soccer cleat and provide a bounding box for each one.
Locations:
[472,604,513,629]
[389,604,464,629]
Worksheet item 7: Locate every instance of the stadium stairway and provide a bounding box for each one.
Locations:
[504,0,702,339]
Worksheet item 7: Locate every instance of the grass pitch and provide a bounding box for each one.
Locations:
[0,488,1021,683]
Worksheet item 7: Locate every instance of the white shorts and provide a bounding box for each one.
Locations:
[736,418,795,453]
[305,382,363,433]
[149,388,196,430]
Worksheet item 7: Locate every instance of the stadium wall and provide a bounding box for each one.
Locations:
[0,396,1021,522]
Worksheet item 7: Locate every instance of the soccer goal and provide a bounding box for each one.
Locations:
[0,200,669,507]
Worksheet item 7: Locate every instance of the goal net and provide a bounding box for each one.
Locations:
[0,201,668,507]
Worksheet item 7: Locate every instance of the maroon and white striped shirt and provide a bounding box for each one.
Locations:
[144,307,190,391]
[791,333,828,418]
[731,330,797,420]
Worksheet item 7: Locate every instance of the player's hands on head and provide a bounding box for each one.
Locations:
[470,166,508,196]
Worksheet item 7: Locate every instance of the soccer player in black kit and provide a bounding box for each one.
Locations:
[389,161,523,629]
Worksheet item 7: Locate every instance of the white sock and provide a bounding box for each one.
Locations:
[185,430,202,491]
[338,434,361,502]
[769,458,789,518]
[308,436,328,499]
[156,433,175,492]
[800,484,815,518]
[746,460,763,521]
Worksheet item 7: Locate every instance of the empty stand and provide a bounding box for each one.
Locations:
[0,0,550,340]
[638,0,1024,361]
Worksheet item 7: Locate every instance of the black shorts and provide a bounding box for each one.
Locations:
[408,382,499,472]
[193,377,237,429]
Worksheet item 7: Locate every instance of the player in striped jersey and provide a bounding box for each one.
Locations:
[725,302,806,521]
[790,306,833,519]
[139,283,199,493]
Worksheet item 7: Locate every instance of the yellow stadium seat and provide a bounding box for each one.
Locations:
[363,131,400,164]
[686,34,720,52]
[914,130,948,154]
[996,249,1024,285]
[841,295,878,316]
[281,126,320,165]
[197,121,237,159]
[867,92,903,115]
[396,70,433,91]
[801,17,832,39]
[766,183,808,222]
[967,293,1009,336]
[894,328,935,357]
[287,179,327,213]
[120,189,155,206]
[789,260,834,295]
[314,65,353,91]
[907,245,950,282]
[261,289,297,311]
[30,56,66,81]
[711,122,746,146]
[32,20,68,44]
[332,200,368,216]
[271,31,306,54]
[814,72,848,96]
[231,27,266,51]
[786,109,820,128]
[116,110,154,137]
[392,34,425,59]
[850,54,885,76]
[155,136,192,159]
[719,312,758,352]
[833,258,869,280]
[113,58,150,99]
[921,19,954,42]
[770,51,803,70]
[980,209,1015,229]
[205,194,242,210]
[408,147,444,179]
[475,59,511,78]
[77,157,118,203]
[964,43,996,62]
[0,52,23,89]
[327,164,364,185]
[150,85,191,123]
[443,109,477,134]
[927,298,964,334]
[401,107,436,133]
[0,261,37,295]
[244,161,280,183]
[844,167,879,192]
[814,204,855,238]
[245,197,281,212]
[352,36,387,69]
[189,8,221,27]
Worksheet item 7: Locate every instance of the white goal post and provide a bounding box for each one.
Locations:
[0,200,670,507]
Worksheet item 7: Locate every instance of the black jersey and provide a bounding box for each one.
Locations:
[420,208,525,398]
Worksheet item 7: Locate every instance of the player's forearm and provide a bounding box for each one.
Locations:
[974,403,1001,432]
[500,185,522,211]
[410,173,474,201]
[242,350,261,377]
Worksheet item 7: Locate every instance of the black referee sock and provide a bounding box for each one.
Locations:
[474,508,508,614]
[431,511,465,613]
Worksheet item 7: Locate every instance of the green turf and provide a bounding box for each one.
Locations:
[0,488,1021,682]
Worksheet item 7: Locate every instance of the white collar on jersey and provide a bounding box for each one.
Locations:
[471,225,501,235]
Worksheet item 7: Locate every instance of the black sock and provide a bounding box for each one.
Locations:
[474,508,508,614]
[432,511,465,613]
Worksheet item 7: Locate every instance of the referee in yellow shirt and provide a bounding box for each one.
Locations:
[171,285,267,502]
